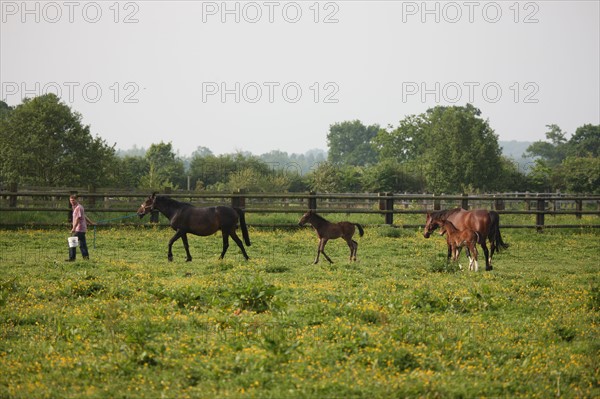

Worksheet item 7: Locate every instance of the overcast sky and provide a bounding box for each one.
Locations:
[1,1,599,156]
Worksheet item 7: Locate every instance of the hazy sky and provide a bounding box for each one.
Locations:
[1,1,599,155]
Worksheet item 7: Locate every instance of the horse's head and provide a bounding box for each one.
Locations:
[137,192,157,218]
[423,212,440,238]
[298,210,315,226]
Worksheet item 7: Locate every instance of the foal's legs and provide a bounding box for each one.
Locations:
[344,237,356,261]
[352,240,358,261]
[315,238,333,264]
[468,242,479,271]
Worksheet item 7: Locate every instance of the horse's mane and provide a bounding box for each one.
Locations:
[431,208,462,221]
[308,211,329,224]
[156,195,194,209]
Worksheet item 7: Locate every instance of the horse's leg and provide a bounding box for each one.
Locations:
[465,246,473,270]
[352,240,358,261]
[313,239,323,264]
[320,238,334,264]
[230,230,250,260]
[489,236,496,262]
[181,233,192,262]
[471,243,479,272]
[345,238,354,261]
[488,236,495,269]
[455,246,463,270]
[167,230,184,262]
[219,231,230,259]
[480,241,491,271]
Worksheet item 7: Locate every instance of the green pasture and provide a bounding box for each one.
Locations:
[0,223,598,398]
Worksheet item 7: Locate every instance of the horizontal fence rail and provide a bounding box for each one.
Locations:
[1,188,599,229]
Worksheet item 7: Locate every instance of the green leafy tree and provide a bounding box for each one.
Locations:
[494,156,531,192]
[525,124,599,192]
[361,160,423,193]
[142,142,185,189]
[559,157,600,193]
[0,94,116,187]
[375,104,505,193]
[191,146,214,158]
[188,152,273,191]
[307,161,343,192]
[567,124,599,157]
[420,105,503,193]
[373,115,424,162]
[138,163,174,190]
[0,101,12,119]
[327,120,379,166]
[527,159,553,192]
[525,124,568,167]
[226,168,291,192]
[115,156,149,188]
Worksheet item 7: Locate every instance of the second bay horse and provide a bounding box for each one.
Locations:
[423,208,508,271]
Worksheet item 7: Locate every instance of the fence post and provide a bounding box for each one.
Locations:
[494,195,505,211]
[88,186,96,208]
[536,195,545,231]
[379,192,394,225]
[308,191,317,210]
[575,199,582,219]
[433,194,441,211]
[8,182,17,208]
[461,193,469,210]
[231,189,246,209]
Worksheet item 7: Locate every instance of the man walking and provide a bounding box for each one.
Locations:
[67,194,94,261]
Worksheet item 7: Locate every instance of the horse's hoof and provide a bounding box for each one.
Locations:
[186,258,192,262]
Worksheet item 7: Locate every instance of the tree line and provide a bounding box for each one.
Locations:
[0,94,598,193]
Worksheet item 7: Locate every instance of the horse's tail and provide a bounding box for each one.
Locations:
[355,223,364,237]
[489,211,509,251]
[234,207,251,246]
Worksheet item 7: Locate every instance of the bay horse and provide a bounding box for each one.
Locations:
[298,210,364,264]
[438,219,480,271]
[137,193,250,261]
[423,208,508,271]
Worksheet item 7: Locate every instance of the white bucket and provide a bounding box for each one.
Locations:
[68,236,79,248]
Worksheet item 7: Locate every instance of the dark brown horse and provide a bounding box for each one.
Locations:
[137,193,250,261]
[438,219,480,271]
[423,208,508,271]
[298,210,364,264]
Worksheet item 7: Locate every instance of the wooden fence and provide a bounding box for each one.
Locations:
[1,188,599,229]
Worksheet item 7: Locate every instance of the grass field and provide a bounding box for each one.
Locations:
[0,221,599,398]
